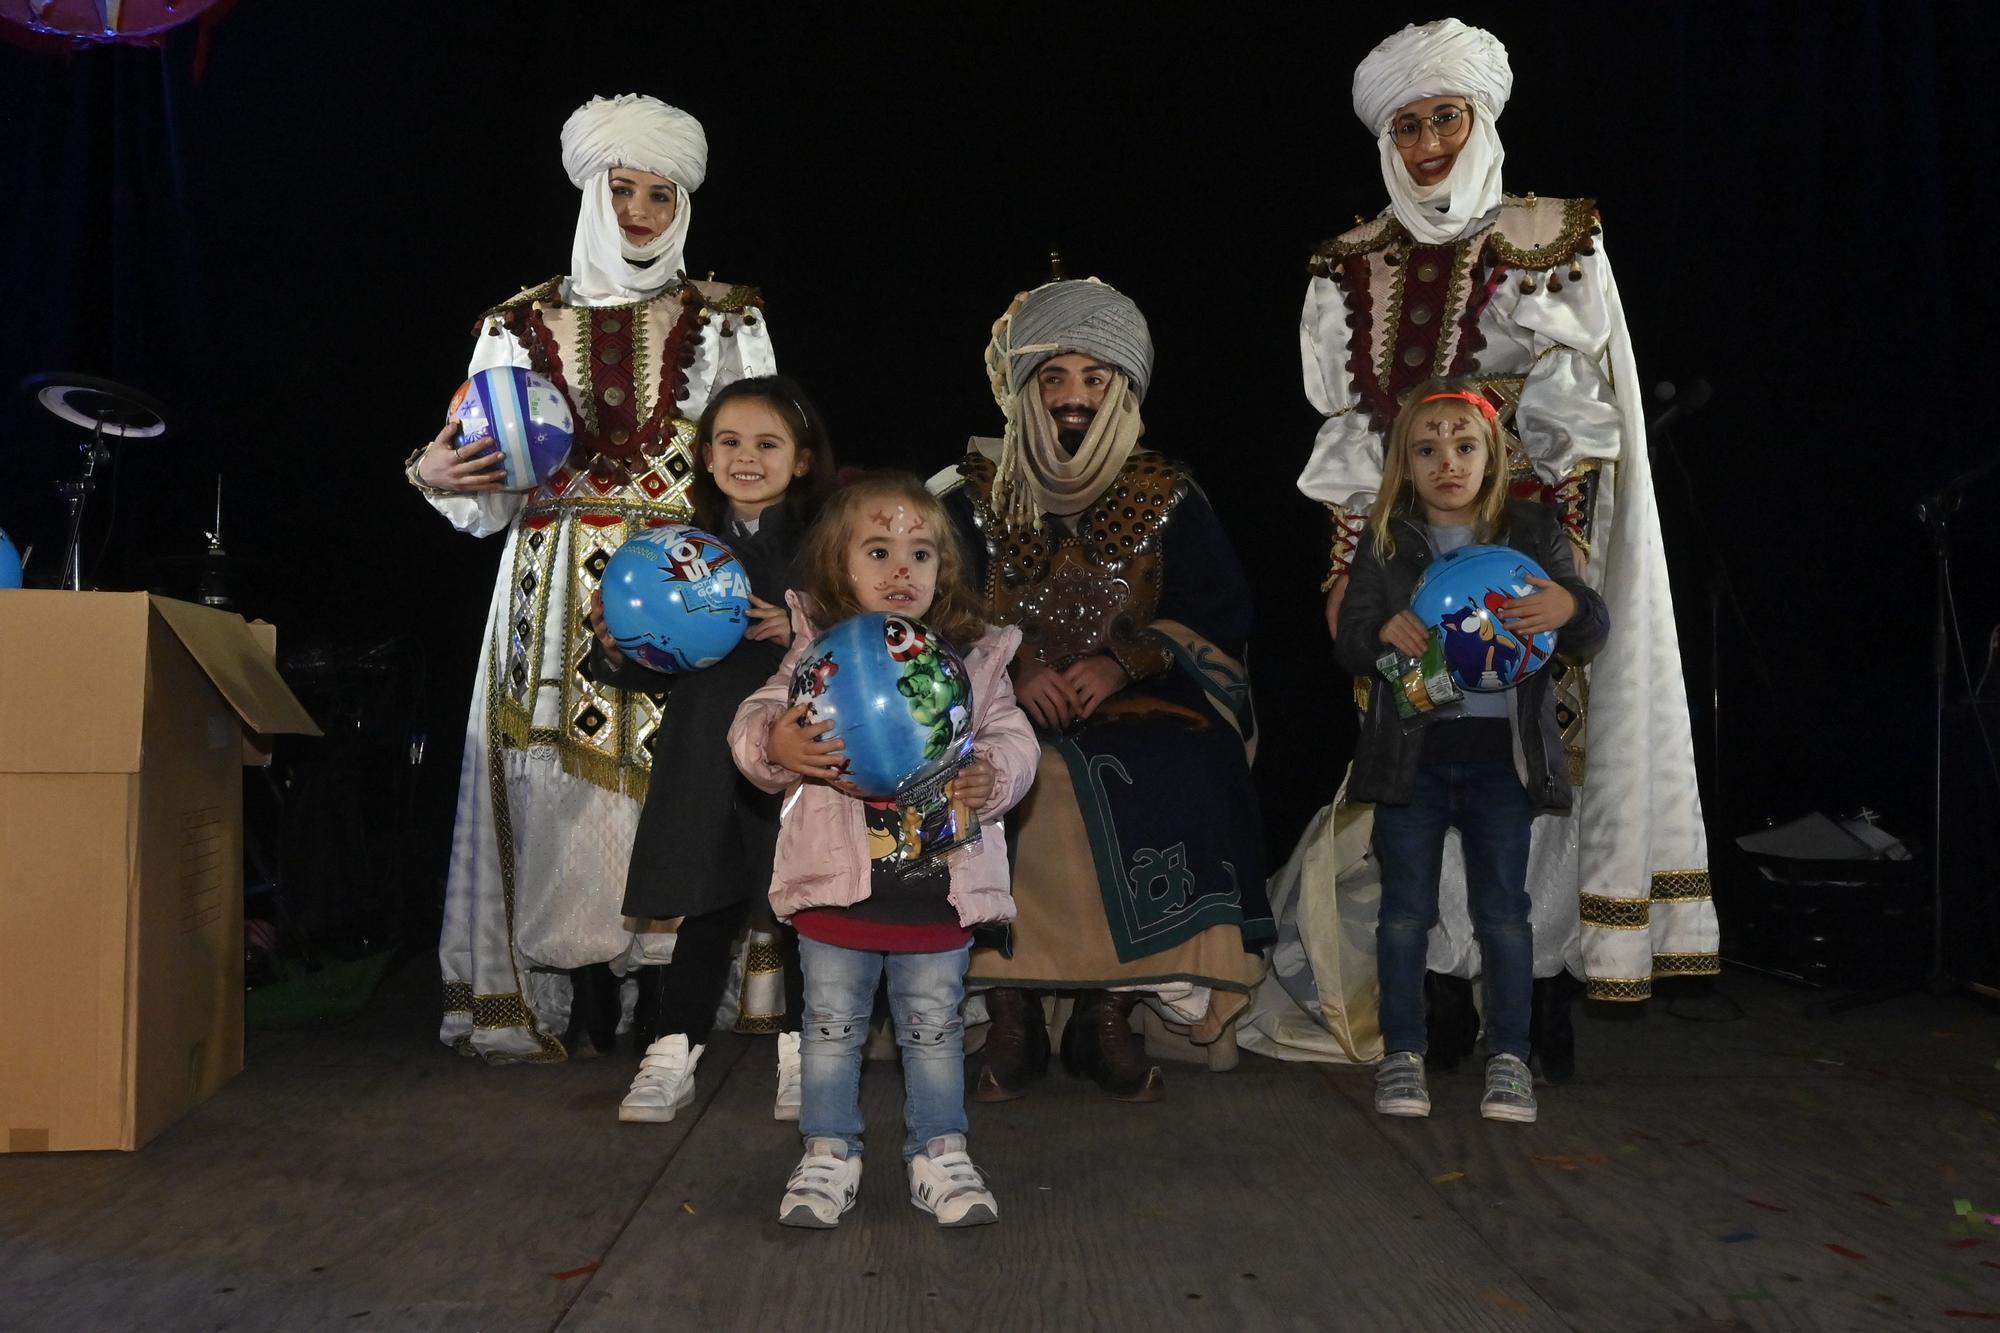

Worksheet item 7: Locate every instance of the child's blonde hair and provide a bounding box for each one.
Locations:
[1370,377,1512,560]
[798,471,989,648]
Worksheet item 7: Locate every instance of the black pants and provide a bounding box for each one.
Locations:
[655,900,753,1046]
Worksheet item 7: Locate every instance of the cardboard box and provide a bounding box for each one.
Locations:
[0,592,320,1152]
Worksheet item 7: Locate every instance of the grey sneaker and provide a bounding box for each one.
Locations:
[779,1138,862,1228]
[1480,1054,1538,1123]
[1374,1050,1430,1117]
[908,1135,998,1227]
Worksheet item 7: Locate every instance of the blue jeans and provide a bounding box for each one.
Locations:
[1371,761,1535,1062]
[798,936,970,1161]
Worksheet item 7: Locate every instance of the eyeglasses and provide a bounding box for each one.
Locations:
[1389,104,1473,149]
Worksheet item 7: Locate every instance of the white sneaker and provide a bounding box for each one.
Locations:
[908,1134,998,1227]
[779,1138,862,1228]
[774,1032,802,1122]
[618,1034,702,1123]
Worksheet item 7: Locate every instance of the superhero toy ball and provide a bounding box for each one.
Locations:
[601,525,752,673]
[786,613,975,799]
[448,367,575,492]
[1410,543,1559,693]
[0,528,21,589]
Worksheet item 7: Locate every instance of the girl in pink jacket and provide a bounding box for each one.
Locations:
[729,472,1038,1231]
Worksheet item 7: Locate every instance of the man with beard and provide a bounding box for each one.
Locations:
[936,279,1271,1103]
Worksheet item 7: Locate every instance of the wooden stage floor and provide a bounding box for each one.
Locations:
[3,966,1997,1331]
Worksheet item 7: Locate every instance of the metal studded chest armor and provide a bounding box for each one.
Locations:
[960,453,1189,673]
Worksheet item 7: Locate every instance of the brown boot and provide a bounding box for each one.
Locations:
[973,987,1048,1102]
[1073,990,1163,1102]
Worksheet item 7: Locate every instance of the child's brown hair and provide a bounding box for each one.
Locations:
[798,471,989,648]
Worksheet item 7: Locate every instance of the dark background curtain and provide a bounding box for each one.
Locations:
[3,2,1994,973]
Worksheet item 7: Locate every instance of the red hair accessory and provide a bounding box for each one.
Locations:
[1420,391,1500,423]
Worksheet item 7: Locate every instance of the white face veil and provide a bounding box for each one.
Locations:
[558,94,709,306]
[1352,19,1514,245]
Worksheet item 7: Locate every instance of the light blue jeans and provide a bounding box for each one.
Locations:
[798,936,971,1161]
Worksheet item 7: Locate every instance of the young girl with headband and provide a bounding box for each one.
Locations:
[1333,379,1609,1124]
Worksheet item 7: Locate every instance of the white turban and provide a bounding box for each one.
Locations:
[558,94,709,306]
[1352,19,1513,246]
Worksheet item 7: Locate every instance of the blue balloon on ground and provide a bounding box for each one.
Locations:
[0,529,20,589]
[1410,543,1559,693]
[601,525,751,672]
[449,367,575,492]
[786,613,975,798]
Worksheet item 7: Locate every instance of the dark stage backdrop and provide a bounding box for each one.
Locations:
[4,3,1996,971]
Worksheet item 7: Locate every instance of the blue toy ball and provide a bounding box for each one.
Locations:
[0,528,20,590]
[449,367,575,492]
[1410,543,1559,693]
[786,613,975,799]
[601,525,752,673]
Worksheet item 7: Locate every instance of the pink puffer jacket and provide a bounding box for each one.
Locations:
[727,592,1039,927]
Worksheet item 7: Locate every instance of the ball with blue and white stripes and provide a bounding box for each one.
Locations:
[448,367,576,492]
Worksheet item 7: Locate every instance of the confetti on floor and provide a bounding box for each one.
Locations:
[1825,1244,1868,1262]
[1530,1152,1608,1172]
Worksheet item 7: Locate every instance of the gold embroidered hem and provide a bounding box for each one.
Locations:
[1579,894,1650,930]
[443,985,565,1062]
[1654,952,1722,977]
[1586,976,1654,1002]
[1582,950,1722,1003]
[1651,869,1714,901]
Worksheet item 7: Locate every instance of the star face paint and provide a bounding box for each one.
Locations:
[847,502,938,617]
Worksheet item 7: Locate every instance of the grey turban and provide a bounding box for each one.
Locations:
[1352,18,1512,133]
[1003,279,1155,405]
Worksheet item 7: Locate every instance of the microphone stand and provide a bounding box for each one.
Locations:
[1808,457,2000,1015]
[58,419,110,591]
[1912,458,1999,996]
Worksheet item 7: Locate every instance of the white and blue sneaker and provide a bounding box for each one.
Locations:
[908,1135,999,1227]
[780,1138,862,1228]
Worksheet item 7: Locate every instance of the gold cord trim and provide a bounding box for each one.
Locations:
[1579,894,1649,930]
[1485,197,1600,271]
[1650,869,1713,902]
[1653,952,1721,977]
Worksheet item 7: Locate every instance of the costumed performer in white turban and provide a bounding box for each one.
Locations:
[1242,19,1716,1076]
[407,93,776,1063]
